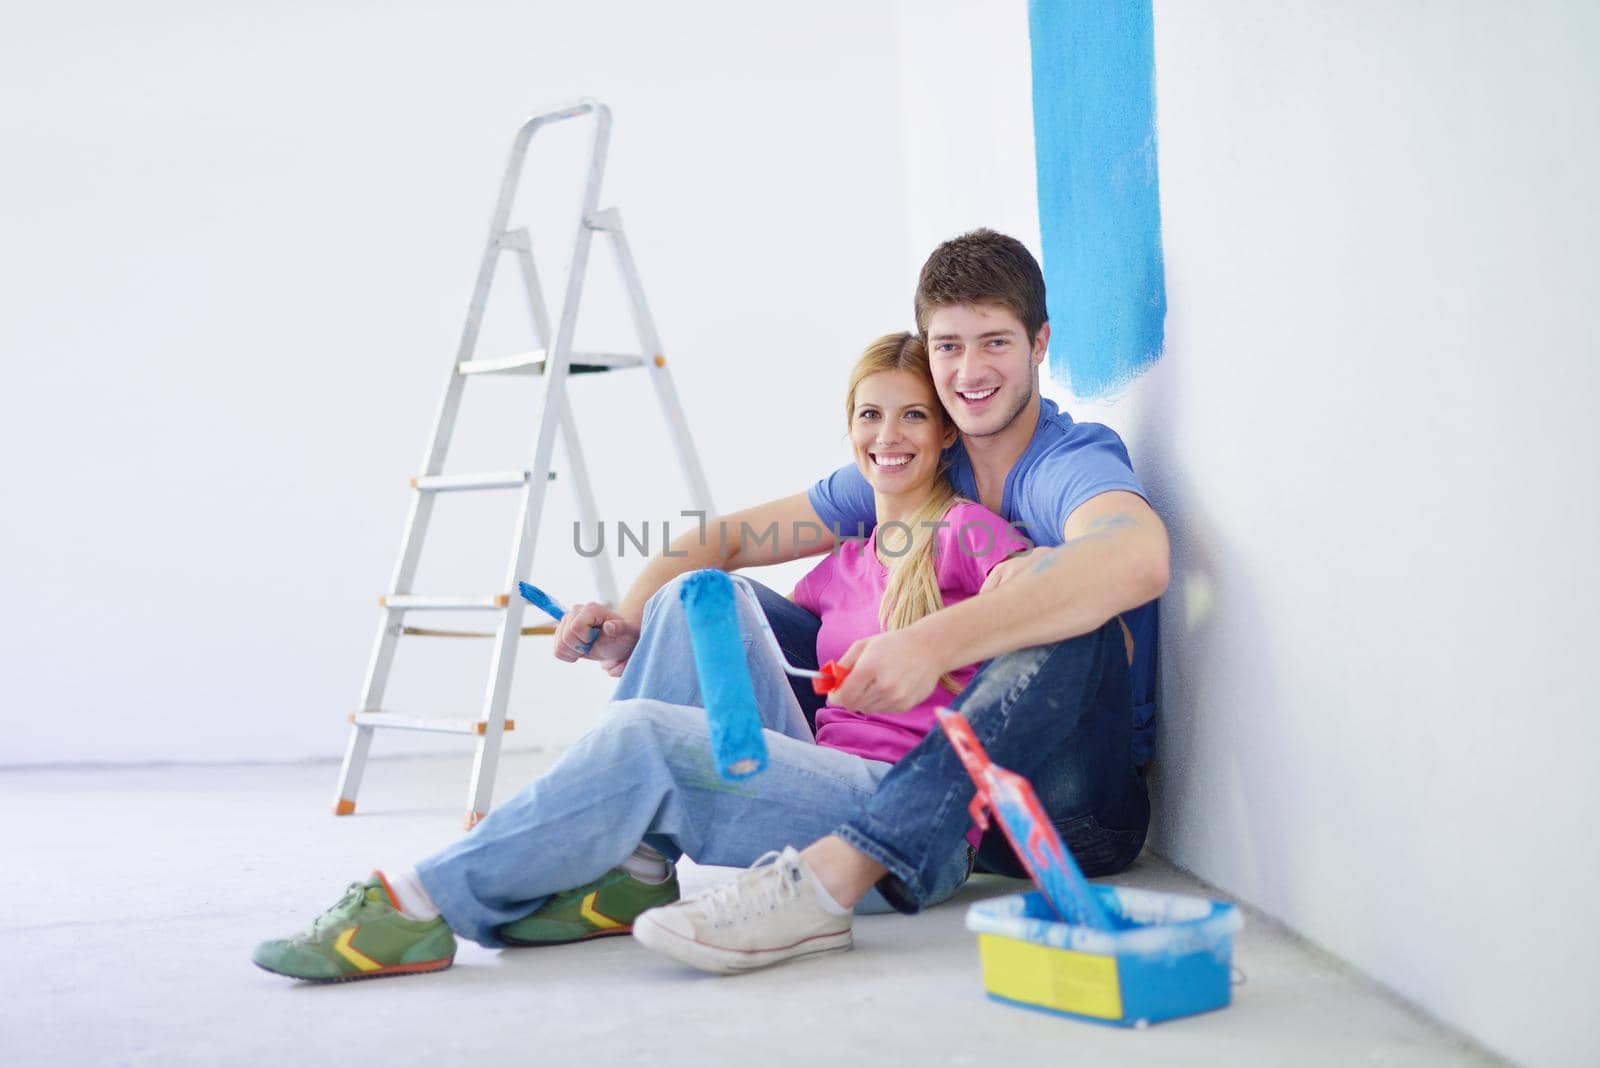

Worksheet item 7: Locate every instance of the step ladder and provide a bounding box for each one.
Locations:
[333,99,715,828]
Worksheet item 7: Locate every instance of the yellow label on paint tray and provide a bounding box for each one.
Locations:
[977,934,1123,1019]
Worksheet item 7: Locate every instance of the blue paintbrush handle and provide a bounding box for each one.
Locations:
[517,582,566,622]
[519,581,601,653]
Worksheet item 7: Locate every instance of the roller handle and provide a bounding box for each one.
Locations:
[811,660,850,695]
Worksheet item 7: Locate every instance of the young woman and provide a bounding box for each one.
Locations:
[253,332,1027,982]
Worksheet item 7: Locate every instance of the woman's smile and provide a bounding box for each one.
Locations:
[849,369,956,506]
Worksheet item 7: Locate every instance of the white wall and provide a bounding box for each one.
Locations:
[891,1,1041,290]
[0,0,909,765]
[896,3,1599,1066]
[1148,6,1600,1065]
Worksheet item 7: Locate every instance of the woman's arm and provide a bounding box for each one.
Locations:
[617,492,839,622]
[553,492,839,671]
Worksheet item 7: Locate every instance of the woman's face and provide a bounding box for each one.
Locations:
[849,369,957,497]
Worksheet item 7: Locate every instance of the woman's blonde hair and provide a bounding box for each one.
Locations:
[846,332,966,694]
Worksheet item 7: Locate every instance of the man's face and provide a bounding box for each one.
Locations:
[926,303,1048,440]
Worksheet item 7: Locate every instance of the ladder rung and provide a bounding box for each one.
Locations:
[402,623,558,638]
[381,594,510,610]
[457,349,645,376]
[349,711,515,735]
[411,471,543,493]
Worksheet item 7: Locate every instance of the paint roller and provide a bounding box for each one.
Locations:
[680,571,853,780]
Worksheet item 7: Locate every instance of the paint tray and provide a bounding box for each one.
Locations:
[965,885,1242,1027]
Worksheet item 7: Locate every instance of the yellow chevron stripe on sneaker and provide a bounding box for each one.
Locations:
[579,892,625,930]
[498,866,680,946]
[334,927,383,972]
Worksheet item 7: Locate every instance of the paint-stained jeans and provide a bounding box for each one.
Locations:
[415,573,972,947]
[755,584,1150,914]
[845,618,1148,912]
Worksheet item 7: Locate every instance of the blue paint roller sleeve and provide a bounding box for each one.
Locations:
[679,570,768,780]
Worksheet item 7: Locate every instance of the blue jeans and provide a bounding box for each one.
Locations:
[415,573,973,947]
[755,582,1150,914]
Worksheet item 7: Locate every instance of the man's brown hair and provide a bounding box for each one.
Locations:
[913,228,1048,343]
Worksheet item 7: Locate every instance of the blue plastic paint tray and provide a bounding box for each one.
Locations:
[965,886,1242,1027]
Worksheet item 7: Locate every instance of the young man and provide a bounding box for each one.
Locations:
[563,229,1168,973]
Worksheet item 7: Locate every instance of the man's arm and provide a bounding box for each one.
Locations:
[553,492,839,669]
[829,491,1169,713]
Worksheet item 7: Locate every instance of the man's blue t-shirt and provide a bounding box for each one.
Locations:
[806,396,1159,767]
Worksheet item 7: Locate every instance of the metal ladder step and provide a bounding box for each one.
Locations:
[411,471,549,493]
[401,622,557,638]
[380,594,510,610]
[348,711,516,735]
[457,349,645,376]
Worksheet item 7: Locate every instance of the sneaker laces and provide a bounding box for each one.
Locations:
[306,881,370,940]
[698,850,802,929]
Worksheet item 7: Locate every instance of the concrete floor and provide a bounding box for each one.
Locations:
[2,752,1504,1068]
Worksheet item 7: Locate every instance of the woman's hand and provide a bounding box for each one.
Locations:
[553,602,640,673]
[829,629,946,714]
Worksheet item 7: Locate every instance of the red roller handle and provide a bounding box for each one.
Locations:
[812,660,850,694]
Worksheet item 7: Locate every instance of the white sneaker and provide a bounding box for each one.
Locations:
[631,847,853,974]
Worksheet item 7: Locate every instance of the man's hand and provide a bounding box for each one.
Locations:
[829,627,949,715]
[552,602,640,673]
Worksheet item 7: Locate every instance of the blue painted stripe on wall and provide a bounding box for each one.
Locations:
[1029,0,1167,397]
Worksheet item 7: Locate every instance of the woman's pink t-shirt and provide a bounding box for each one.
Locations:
[792,500,1030,765]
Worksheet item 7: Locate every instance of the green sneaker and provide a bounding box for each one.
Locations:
[252,873,456,982]
[498,867,680,946]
